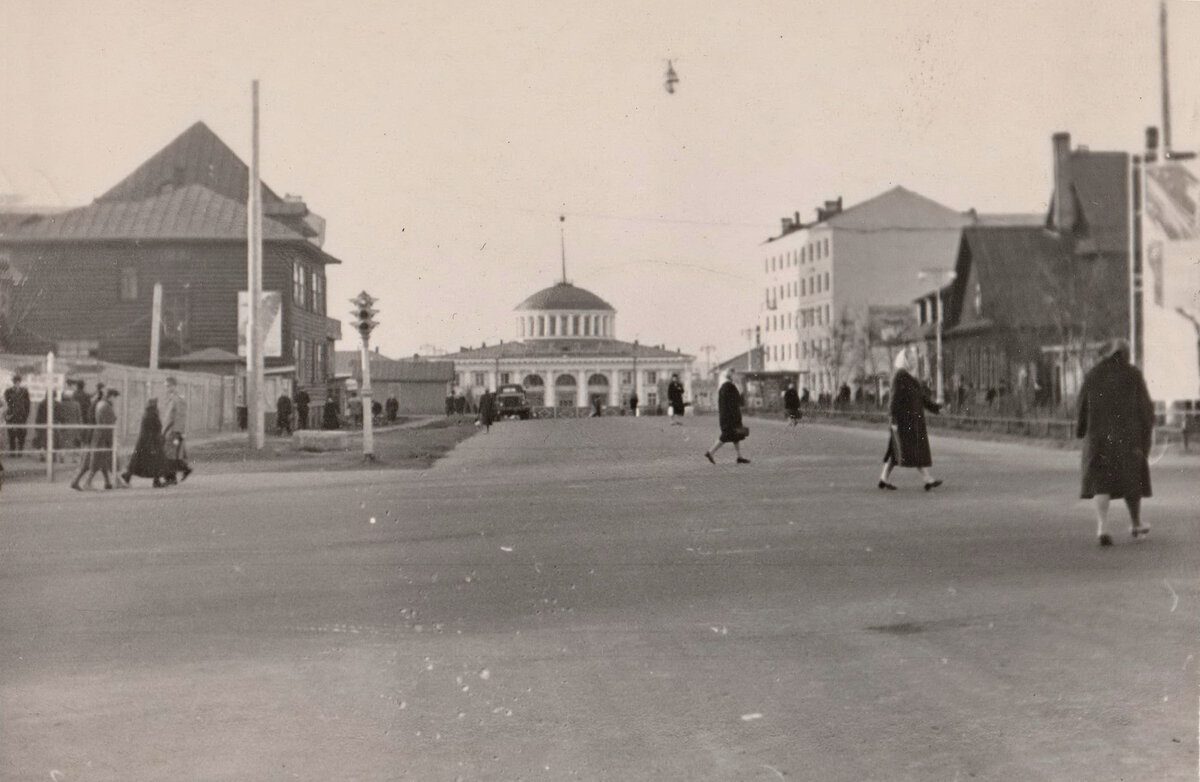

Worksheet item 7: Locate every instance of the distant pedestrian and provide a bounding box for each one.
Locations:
[385,395,399,423]
[161,376,188,461]
[1076,339,1154,546]
[783,382,802,426]
[322,395,341,430]
[629,391,639,417]
[705,368,750,464]
[667,374,685,425]
[4,373,31,453]
[878,347,943,491]
[477,389,496,432]
[276,394,294,435]
[161,376,190,485]
[800,388,810,406]
[121,399,168,488]
[71,389,119,491]
[294,388,310,430]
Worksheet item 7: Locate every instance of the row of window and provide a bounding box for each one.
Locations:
[765,303,832,333]
[292,261,326,315]
[519,313,612,338]
[765,271,830,307]
[293,338,330,386]
[458,370,662,388]
[765,339,831,364]
[765,237,830,273]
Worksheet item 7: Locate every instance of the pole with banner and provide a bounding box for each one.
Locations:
[351,291,379,460]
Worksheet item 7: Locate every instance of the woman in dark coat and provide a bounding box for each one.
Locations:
[705,368,750,464]
[879,348,942,491]
[1076,339,1154,545]
[322,395,341,430]
[121,398,167,487]
[477,390,496,432]
[667,374,686,424]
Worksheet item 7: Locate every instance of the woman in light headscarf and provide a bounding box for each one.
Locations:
[879,347,942,490]
[705,368,750,465]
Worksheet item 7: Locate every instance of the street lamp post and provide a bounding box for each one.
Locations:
[918,269,956,406]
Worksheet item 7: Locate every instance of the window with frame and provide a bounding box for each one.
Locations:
[619,371,633,385]
[292,262,304,304]
[313,272,325,315]
[500,372,511,385]
[645,370,657,384]
[472,371,486,386]
[120,267,138,300]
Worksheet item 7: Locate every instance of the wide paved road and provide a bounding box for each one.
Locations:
[2,416,1197,781]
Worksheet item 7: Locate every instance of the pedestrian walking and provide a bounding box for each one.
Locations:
[477,389,496,432]
[667,374,685,425]
[4,373,31,453]
[783,382,802,426]
[704,368,750,464]
[878,348,943,491]
[385,395,399,423]
[71,389,119,490]
[276,393,294,435]
[160,376,191,485]
[121,399,168,488]
[1076,339,1155,546]
[629,391,639,417]
[294,388,310,430]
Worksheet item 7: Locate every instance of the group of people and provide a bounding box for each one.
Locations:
[118,377,193,490]
[703,339,1155,546]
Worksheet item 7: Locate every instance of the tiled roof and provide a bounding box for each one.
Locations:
[446,339,690,360]
[516,282,614,311]
[98,121,282,206]
[1,184,306,242]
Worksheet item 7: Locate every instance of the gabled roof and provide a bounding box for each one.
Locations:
[1047,150,1129,255]
[98,121,282,205]
[446,339,690,361]
[516,282,614,312]
[825,186,970,231]
[943,225,1071,332]
[0,184,308,243]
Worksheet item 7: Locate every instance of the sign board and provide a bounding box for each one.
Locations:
[24,372,66,403]
[1143,159,1200,403]
[237,291,283,358]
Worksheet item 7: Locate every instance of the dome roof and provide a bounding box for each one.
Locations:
[516,282,614,312]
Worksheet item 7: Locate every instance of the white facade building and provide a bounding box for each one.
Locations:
[758,187,971,394]
[448,282,694,411]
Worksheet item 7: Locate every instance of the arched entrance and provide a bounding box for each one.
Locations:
[523,374,544,406]
[587,373,609,410]
[554,373,577,408]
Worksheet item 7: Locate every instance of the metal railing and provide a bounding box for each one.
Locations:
[1,422,119,481]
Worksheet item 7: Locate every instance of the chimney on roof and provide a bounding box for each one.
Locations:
[816,197,843,223]
[1051,132,1075,232]
[781,216,794,234]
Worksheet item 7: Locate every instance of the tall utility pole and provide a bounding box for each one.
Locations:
[246,79,265,449]
[351,291,379,460]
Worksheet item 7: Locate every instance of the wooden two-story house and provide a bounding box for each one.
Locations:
[0,121,342,403]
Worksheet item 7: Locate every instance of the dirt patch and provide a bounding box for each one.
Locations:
[186,419,478,474]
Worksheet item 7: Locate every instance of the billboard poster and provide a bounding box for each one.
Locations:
[1143,159,1200,404]
[237,291,283,358]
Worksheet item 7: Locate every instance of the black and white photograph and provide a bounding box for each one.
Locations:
[1,1,1199,779]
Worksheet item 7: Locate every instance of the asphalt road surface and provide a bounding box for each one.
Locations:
[2,416,1197,781]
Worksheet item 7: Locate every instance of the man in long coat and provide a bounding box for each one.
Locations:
[3,374,31,453]
[1076,339,1154,545]
[477,390,496,432]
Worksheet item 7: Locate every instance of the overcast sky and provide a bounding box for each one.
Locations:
[3,0,1199,363]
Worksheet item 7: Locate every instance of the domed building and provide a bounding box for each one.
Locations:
[447,281,694,412]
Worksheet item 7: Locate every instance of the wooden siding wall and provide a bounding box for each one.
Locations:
[3,242,339,384]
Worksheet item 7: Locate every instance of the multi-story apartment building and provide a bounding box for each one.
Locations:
[758,187,971,395]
